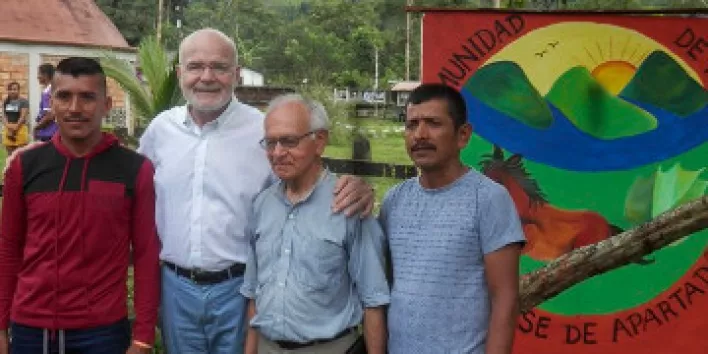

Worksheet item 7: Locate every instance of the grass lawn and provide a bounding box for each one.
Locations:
[0,149,7,171]
[325,118,413,206]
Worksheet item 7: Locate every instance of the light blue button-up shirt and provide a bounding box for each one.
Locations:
[138,98,273,271]
[241,170,390,342]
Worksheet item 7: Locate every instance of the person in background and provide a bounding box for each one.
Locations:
[2,82,30,155]
[34,63,57,142]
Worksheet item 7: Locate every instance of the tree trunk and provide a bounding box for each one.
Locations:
[520,195,708,312]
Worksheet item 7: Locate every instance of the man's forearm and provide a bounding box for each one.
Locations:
[35,112,53,129]
[485,296,518,354]
[18,110,28,126]
[130,161,160,345]
[363,307,387,354]
[244,300,259,354]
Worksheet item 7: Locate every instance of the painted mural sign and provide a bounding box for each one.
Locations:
[421,10,708,354]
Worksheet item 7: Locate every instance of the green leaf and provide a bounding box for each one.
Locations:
[624,172,656,225]
[652,164,708,218]
[101,36,182,128]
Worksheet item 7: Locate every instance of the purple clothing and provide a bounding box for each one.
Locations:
[34,85,57,140]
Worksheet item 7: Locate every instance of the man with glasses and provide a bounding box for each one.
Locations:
[137,28,375,354]
[241,94,389,354]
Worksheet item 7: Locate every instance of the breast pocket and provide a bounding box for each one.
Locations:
[295,233,347,291]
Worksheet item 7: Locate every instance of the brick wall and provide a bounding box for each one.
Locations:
[0,52,30,103]
[41,54,127,109]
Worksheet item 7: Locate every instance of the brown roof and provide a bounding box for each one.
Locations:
[0,0,132,51]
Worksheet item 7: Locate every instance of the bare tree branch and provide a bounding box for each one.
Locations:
[520,195,708,312]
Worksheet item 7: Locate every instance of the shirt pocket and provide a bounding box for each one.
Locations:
[294,232,346,291]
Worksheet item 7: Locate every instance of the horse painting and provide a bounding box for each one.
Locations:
[480,146,622,261]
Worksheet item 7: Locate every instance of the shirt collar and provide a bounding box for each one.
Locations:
[275,168,330,206]
[182,95,239,128]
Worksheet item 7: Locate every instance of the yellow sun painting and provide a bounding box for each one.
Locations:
[484,22,701,96]
[591,60,637,95]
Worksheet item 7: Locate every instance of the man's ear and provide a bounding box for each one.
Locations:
[104,96,113,113]
[316,130,329,155]
[457,122,472,149]
[233,66,242,86]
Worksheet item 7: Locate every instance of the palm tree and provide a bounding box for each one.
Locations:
[101,36,182,134]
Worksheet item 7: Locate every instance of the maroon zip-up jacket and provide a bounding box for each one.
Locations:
[0,133,160,345]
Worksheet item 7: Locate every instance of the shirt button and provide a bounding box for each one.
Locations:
[288,213,294,219]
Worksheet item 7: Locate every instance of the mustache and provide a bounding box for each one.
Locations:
[411,142,436,151]
[193,85,222,91]
[63,115,89,121]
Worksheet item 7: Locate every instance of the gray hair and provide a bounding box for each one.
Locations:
[179,28,238,65]
[266,94,330,131]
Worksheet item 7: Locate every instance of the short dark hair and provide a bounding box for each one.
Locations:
[7,81,19,90]
[55,57,107,93]
[38,63,55,80]
[407,83,467,129]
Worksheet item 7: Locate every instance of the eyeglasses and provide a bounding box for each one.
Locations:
[259,131,316,151]
[181,62,234,76]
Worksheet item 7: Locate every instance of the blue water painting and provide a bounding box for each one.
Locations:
[461,90,708,172]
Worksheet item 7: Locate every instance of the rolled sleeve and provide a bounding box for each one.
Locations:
[348,217,390,308]
[240,244,257,299]
[240,218,258,299]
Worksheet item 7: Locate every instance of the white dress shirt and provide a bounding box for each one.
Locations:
[138,98,272,271]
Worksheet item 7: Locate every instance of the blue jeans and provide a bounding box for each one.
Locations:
[10,318,130,354]
[161,265,248,354]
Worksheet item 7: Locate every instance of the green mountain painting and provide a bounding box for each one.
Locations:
[466,61,553,129]
[545,66,658,139]
[621,50,708,117]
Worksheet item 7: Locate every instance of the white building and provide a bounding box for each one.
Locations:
[240,68,264,87]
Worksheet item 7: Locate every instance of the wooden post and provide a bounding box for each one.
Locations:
[156,0,164,44]
[405,0,412,81]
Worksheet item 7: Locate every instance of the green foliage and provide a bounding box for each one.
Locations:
[624,164,708,225]
[98,0,706,92]
[101,36,182,128]
[299,84,353,146]
[95,0,158,46]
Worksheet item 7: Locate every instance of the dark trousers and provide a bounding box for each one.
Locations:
[10,318,130,354]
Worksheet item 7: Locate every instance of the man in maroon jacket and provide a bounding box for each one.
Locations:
[0,57,160,354]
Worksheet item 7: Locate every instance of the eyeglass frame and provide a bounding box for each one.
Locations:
[179,61,237,76]
[259,130,321,151]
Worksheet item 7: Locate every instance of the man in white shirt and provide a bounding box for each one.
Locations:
[137,28,374,354]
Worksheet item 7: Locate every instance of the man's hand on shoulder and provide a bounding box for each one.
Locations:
[332,175,375,217]
[0,330,9,354]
